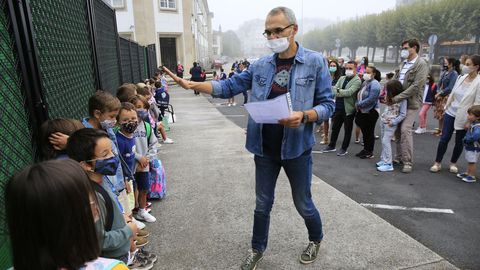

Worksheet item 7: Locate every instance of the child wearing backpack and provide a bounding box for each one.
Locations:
[67,129,157,268]
[138,85,174,144]
[81,92,146,227]
[67,129,137,263]
[457,105,480,183]
[377,80,408,172]
[129,95,159,223]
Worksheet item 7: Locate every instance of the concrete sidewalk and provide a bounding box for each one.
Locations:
[147,86,457,270]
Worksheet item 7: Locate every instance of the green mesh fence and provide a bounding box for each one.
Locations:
[93,0,122,94]
[0,0,35,268]
[29,0,96,119]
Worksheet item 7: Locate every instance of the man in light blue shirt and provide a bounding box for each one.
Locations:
[162,6,334,270]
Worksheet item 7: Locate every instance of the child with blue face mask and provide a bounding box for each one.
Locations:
[67,128,137,264]
[81,91,127,200]
[129,95,159,223]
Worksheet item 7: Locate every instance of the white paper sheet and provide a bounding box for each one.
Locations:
[243,93,292,124]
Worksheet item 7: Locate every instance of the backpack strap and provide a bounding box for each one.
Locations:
[92,182,114,232]
[143,121,152,143]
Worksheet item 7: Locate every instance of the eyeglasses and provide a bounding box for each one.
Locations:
[263,24,294,38]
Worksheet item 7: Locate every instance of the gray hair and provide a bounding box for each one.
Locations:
[267,7,297,25]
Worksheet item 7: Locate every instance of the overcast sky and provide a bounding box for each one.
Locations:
[207,0,397,32]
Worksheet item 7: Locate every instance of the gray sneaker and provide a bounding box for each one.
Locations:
[299,241,321,264]
[336,149,348,156]
[321,146,336,153]
[137,249,157,264]
[240,249,263,270]
[402,163,413,173]
[129,255,154,270]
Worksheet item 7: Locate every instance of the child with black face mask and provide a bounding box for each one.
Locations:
[116,102,139,187]
[129,95,159,223]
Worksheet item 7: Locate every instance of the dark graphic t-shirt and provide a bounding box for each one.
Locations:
[262,56,295,157]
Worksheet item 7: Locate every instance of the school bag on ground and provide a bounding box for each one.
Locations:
[148,158,167,199]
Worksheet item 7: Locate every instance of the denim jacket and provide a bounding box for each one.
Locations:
[463,122,480,152]
[438,70,458,97]
[356,79,381,113]
[211,44,334,160]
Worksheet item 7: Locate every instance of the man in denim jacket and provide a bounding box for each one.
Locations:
[163,6,334,270]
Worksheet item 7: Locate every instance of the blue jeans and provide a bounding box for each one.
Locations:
[252,150,323,253]
[435,113,467,163]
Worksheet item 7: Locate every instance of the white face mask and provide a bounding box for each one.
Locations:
[266,36,290,53]
[345,69,354,77]
[462,65,473,75]
[363,73,371,81]
[400,49,409,59]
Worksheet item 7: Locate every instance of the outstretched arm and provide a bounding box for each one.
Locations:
[162,66,213,94]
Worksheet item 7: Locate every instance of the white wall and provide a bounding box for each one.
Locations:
[115,0,135,35]
[152,0,184,34]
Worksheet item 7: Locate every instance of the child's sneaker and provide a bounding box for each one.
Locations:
[133,218,146,230]
[137,249,157,264]
[377,164,394,172]
[456,172,468,179]
[129,254,153,270]
[137,228,150,238]
[135,209,157,223]
[461,175,476,183]
[163,138,174,144]
[134,236,149,247]
[376,161,386,167]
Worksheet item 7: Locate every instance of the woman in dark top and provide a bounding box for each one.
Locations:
[433,57,460,136]
[190,62,203,95]
[354,66,381,159]
[319,59,342,144]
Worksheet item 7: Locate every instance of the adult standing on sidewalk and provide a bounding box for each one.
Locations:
[433,57,460,136]
[176,62,184,78]
[189,62,202,96]
[354,66,381,159]
[321,61,362,156]
[391,39,429,173]
[162,6,334,270]
[430,55,480,173]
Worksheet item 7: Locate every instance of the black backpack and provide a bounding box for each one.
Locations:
[92,182,114,231]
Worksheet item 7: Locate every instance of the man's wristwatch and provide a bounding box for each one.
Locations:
[302,111,309,123]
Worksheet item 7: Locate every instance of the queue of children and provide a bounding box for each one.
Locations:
[6,71,174,270]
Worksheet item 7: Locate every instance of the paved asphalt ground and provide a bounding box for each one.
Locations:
[204,91,480,270]
[148,87,460,269]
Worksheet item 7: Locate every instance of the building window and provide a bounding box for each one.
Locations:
[104,0,125,8]
[159,0,176,10]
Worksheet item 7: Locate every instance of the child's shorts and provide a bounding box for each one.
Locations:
[134,172,150,191]
[465,150,480,163]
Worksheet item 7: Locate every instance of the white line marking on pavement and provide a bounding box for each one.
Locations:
[226,115,246,117]
[360,203,454,214]
[312,150,323,154]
